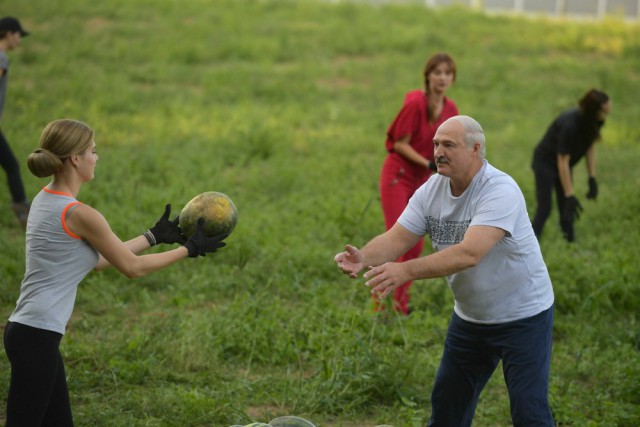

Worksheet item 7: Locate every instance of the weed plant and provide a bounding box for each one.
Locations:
[0,0,638,425]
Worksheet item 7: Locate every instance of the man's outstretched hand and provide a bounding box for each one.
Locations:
[334,244,364,278]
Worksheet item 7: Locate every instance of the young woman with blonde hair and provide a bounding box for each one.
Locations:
[3,119,227,426]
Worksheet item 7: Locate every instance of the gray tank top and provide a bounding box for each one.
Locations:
[9,187,99,334]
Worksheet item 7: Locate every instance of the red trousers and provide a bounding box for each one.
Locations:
[378,153,432,315]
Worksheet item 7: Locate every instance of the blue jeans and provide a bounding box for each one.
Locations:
[428,306,554,427]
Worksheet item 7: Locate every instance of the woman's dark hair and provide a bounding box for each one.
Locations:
[579,89,609,121]
[423,53,456,94]
[578,89,610,141]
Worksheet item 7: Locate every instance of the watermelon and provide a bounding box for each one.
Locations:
[269,416,317,426]
[178,191,238,238]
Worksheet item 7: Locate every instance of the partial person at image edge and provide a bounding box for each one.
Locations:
[0,16,31,228]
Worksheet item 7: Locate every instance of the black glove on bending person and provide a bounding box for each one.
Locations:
[562,195,583,224]
[586,177,598,200]
[144,204,186,246]
[183,218,228,258]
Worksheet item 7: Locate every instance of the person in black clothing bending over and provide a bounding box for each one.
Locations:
[531,89,611,242]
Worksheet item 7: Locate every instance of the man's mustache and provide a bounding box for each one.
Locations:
[436,157,448,164]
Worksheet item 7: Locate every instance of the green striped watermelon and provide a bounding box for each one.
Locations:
[178,191,238,238]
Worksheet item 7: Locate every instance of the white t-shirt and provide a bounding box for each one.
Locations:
[398,161,554,324]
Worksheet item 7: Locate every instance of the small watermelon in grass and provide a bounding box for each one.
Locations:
[178,191,238,238]
[269,416,317,426]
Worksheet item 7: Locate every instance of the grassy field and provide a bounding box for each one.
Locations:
[0,0,639,425]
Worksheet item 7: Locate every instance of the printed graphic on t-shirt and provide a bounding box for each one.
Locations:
[426,217,470,245]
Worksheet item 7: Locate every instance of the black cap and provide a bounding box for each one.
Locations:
[0,17,29,37]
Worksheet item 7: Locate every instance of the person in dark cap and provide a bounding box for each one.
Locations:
[0,17,29,37]
[0,16,30,228]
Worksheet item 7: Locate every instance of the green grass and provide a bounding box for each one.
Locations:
[1,0,639,425]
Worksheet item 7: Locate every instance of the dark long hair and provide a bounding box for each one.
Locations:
[579,88,610,141]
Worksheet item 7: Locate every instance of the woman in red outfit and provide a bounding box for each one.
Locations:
[378,52,458,315]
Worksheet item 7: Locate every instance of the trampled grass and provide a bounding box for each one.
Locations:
[0,0,639,425]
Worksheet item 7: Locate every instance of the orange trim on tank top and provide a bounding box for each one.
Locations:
[42,187,82,238]
[62,202,82,240]
[43,187,72,197]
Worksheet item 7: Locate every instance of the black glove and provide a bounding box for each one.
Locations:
[144,204,186,246]
[562,196,583,223]
[427,161,438,172]
[183,218,228,258]
[586,177,598,200]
